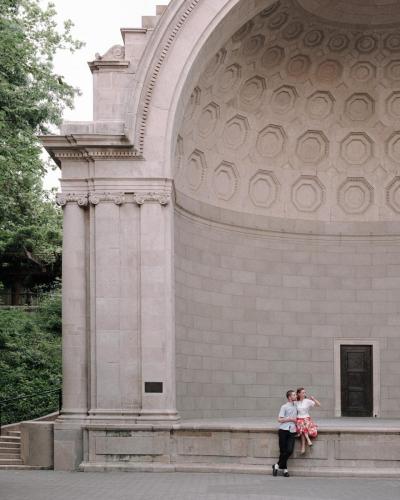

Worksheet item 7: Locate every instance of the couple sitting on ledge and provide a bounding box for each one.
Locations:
[273,387,321,477]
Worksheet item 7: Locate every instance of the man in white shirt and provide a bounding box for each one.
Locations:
[272,389,298,477]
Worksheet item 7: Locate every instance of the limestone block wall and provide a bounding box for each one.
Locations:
[175,210,400,418]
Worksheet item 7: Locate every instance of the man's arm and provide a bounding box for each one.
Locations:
[278,406,297,423]
[278,416,297,423]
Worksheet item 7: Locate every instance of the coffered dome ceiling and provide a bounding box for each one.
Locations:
[296,0,400,27]
[174,0,400,225]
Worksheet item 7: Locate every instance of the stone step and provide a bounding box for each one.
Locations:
[0,452,21,459]
[0,442,20,449]
[7,430,21,436]
[0,446,20,452]
[0,465,50,470]
[0,436,20,443]
[0,458,23,465]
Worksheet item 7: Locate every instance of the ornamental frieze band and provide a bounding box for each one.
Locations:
[56,191,171,207]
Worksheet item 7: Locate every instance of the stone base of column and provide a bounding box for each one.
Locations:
[54,409,181,469]
[57,411,90,420]
[87,408,181,422]
[138,409,181,421]
[54,418,88,471]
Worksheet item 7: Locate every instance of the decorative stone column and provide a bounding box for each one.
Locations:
[56,193,89,417]
[134,189,179,420]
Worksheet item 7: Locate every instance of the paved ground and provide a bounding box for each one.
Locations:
[1,471,400,500]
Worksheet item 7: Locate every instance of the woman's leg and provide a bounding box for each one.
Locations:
[305,433,312,446]
[300,434,306,453]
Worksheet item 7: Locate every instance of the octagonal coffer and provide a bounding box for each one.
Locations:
[197,102,220,138]
[249,170,280,209]
[218,64,241,93]
[212,161,239,201]
[186,150,207,191]
[296,130,329,165]
[386,91,400,119]
[344,93,375,121]
[271,85,298,114]
[239,76,266,105]
[291,175,325,212]
[338,177,374,215]
[340,132,374,165]
[387,132,400,163]
[256,125,287,158]
[222,114,249,149]
[386,177,400,213]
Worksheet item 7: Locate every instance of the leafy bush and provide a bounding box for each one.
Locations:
[0,296,61,426]
[36,287,62,336]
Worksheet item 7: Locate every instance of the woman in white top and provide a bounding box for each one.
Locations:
[296,387,321,454]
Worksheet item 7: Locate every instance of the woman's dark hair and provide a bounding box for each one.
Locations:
[296,387,305,401]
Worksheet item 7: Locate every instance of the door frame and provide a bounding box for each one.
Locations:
[334,339,380,417]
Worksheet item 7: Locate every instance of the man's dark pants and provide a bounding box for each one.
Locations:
[278,429,295,469]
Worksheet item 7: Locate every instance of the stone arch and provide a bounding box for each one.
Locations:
[127,0,277,170]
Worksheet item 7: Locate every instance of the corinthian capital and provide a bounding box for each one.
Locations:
[133,192,171,206]
[56,192,89,207]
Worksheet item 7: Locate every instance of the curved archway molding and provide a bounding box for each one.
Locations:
[128,0,275,169]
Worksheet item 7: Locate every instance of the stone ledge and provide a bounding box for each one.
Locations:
[82,417,400,434]
[0,465,51,470]
[79,420,400,475]
[79,462,400,478]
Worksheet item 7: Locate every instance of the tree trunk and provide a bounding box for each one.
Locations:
[11,281,22,306]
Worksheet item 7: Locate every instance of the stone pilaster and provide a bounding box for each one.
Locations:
[56,193,89,417]
[134,188,179,420]
[87,192,142,419]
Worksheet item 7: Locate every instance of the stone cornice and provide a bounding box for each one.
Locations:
[88,60,130,72]
[120,27,147,43]
[40,134,139,166]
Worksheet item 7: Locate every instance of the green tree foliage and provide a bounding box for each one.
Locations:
[0,0,82,302]
[36,281,62,336]
[0,291,62,425]
[0,193,63,303]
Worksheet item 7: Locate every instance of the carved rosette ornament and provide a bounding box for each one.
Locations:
[88,192,126,205]
[56,192,88,207]
[133,192,171,206]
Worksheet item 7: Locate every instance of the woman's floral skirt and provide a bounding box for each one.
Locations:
[296,417,318,438]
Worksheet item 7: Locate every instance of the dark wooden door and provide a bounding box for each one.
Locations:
[341,345,373,417]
